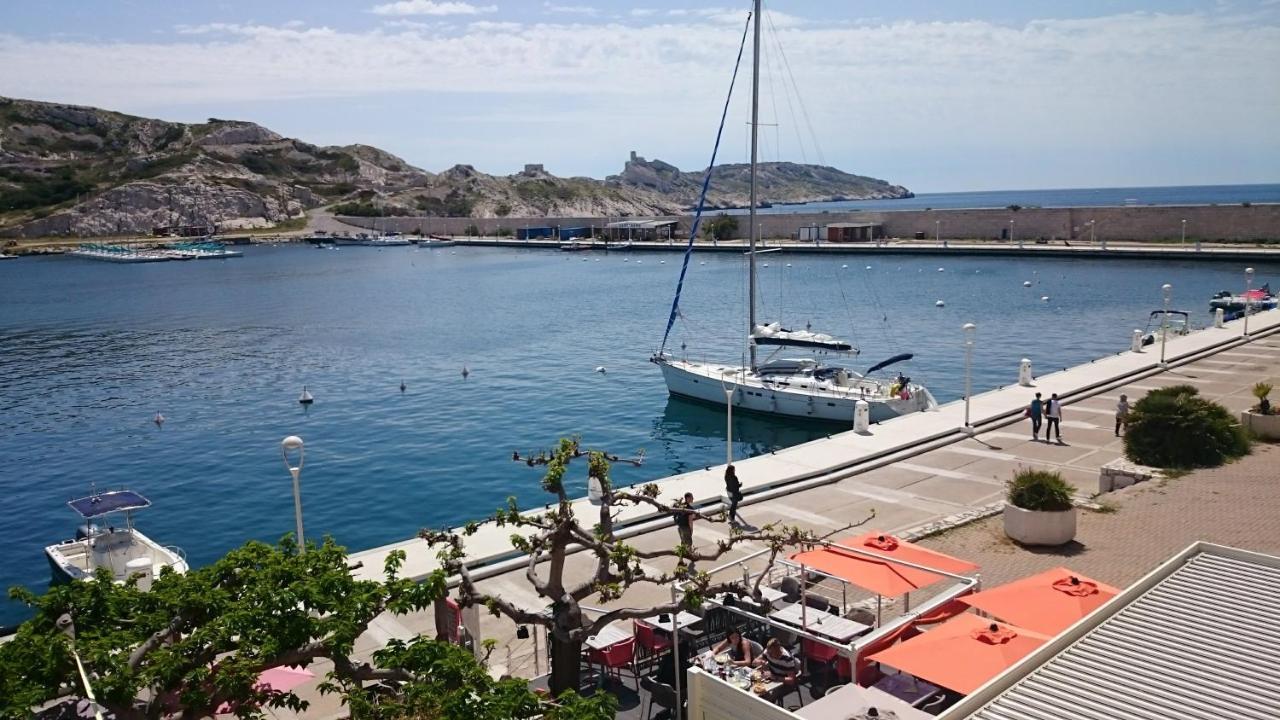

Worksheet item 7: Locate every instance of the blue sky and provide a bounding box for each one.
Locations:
[2,1,1278,192]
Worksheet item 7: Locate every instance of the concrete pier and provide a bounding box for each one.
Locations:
[349,308,1280,587]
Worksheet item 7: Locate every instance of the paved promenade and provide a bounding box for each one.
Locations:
[272,310,1280,718]
[270,315,1280,719]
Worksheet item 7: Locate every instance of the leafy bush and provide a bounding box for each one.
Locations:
[704,212,738,241]
[1006,469,1074,511]
[1253,382,1273,415]
[0,167,93,210]
[1124,385,1249,468]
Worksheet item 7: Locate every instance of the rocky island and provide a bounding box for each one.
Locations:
[0,96,911,238]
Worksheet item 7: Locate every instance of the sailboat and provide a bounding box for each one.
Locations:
[651,0,937,425]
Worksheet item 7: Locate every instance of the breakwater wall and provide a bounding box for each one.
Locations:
[338,203,1280,242]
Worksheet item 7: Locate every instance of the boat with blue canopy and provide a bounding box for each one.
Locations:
[44,488,188,587]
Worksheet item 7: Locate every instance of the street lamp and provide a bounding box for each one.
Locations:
[720,371,737,466]
[1244,267,1255,336]
[281,435,306,552]
[1010,219,1019,249]
[1088,219,1096,244]
[936,219,943,248]
[962,323,977,434]
[1181,219,1187,248]
[1159,284,1173,368]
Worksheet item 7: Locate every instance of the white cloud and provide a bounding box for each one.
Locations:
[1,11,1276,187]
[370,1,496,17]
[543,2,597,15]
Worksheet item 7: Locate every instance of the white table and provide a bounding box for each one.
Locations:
[584,624,631,651]
[647,611,703,634]
[811,614,872,642]
[795,683,932,720]
[771,602,835,629]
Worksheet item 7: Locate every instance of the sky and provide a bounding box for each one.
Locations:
[1,1,1278,193]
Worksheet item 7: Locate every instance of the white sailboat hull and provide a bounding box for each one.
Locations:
[654,356,936,424]
[46,528,188,585]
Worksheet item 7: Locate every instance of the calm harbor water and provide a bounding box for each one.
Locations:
[1,244,1276,625]
[742,183,1280,214]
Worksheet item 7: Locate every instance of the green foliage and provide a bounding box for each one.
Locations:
[1124,385,1250,469]
[330,201,390,217]
[0,535,613,719]
[415,189,474,217]
[495,227,513,237]
[463,223,481,236]
[704,212,738,241]
[123,152,198,181]
[1006,468,1074,511]
[514,179,578,204]
[0,167,93,211]
[495,202,512,217]
[1253,382,1273,415]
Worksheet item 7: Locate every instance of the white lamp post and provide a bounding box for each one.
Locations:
[1088,219,1096,244]
[1010,219,1017,248]
[1159,284,1173,368]
[962,323,977,434]
[1180,219,1187,248]
[1244,267,1255,336]
[281,435,306,552]
[721,374,737,466]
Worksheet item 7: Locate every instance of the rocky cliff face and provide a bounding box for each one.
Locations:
[607,152,912,208]
[0,96,910,238]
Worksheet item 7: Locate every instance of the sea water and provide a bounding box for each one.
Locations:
[0,245,1276,625]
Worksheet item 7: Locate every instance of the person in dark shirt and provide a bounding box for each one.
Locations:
[724,465,743,524]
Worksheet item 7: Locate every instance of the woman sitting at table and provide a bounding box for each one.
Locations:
[710,629,755,667]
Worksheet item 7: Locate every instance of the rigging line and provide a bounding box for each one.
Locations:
[765,6,808,164]
[766,8,826,167]
[761,11,781,164]
[832,263,863,352]
[658,10,753,355]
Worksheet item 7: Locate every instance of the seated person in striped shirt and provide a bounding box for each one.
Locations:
[753,638,799,680]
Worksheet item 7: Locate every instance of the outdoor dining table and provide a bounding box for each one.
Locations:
[873,672,942,707]
[695,652,783,699]
[810,614,872,642]
[647,611,703,634]
[711,585,789,610]
[583,623,631,651]
[770,602,836,629]
[794,683,932,720]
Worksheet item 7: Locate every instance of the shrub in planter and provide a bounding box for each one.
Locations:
[1124,385,1249,469]
[1253,382,1273,415]
[1007,469,1074,511]
[1004,469,1076,545]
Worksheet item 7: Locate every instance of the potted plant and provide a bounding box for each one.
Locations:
[1242,382,1280,441]
[1003,468,1076,546]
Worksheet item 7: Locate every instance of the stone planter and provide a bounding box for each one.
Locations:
[1241,410,1280,442]
[1003,504,1077,546]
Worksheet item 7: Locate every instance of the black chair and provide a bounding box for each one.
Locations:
[779,576,803,603]
[803,593,831,613]
[641,676,679,720]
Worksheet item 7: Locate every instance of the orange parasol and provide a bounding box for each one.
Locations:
[866,613,1049,695]
[789,532,979,597]
[959,567,1119,635]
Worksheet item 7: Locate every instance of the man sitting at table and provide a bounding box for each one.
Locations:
[710,628,756,667]
[753,638,799,679]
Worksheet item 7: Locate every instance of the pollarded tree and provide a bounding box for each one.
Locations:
[420,437,868,696]
[0,537,614,720]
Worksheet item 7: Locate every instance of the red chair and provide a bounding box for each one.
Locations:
[587,637,639,690]
[633,620,672,671]
[802,638,840,689]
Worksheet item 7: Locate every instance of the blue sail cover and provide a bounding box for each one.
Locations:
[68,490,151,519]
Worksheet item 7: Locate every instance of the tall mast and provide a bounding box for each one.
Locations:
[748,0,761,371]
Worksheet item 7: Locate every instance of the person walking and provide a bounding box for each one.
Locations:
[724,465,743,525]
[1115,394,1131,437]
[673,492,695,550]
[1026,392,1044,440]
[1045,393,1063,442]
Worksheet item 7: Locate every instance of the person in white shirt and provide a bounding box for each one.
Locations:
[1045,393,1063,442]
[1115,394,1130,437]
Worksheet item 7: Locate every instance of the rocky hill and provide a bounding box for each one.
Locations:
[608,152,910,208]
[0,97,910,238]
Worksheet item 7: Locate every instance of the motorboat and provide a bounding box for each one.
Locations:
[418,235,456,248]
[1210,285,1275,320]
[1141,310,1193,347]
[651,1,937,424]
[45,489,188,587]
[559,241,595,252]
[362,233,411,247]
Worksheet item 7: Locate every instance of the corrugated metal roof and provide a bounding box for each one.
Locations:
[967,551,1280,720]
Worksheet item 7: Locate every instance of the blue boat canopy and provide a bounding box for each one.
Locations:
[68,490,152,519]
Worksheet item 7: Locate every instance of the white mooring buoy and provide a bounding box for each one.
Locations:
[595,366,607,374]
[935,300,946,307]
[299,386,314,405]
[1041,296,1050,302]
[1023,281,1032,287]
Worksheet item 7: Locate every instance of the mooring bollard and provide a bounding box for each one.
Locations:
[854,400,870,433]
[1018,358,1034,386]
[1131,329,1144,352]
[1214,308,1225,328]
[1195,240,1202,252]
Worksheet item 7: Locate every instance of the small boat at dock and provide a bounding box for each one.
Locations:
[45,488,188,587]
[418,235,456,248]
[559,241,594,252]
